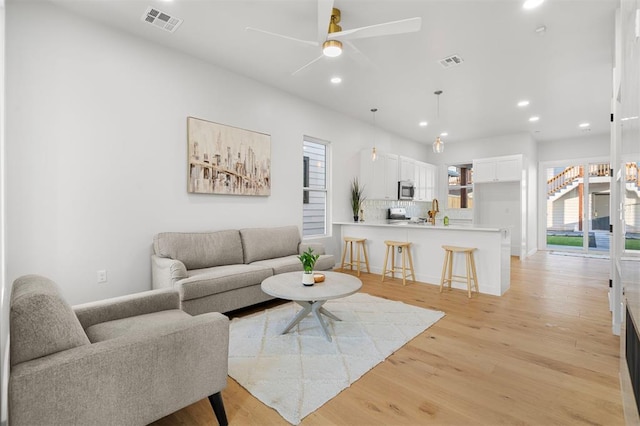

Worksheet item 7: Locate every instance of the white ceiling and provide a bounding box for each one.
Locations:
[51,0,617,145]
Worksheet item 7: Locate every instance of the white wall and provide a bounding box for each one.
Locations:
[0,0,7,423]
[427,132,537,167]
[4,2,428,304]
[537,133,609,162]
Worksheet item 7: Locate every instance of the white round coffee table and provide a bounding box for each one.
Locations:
[261,271,362,342]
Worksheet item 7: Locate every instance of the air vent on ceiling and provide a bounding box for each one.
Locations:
[141,7,183,33]
[438,54,464,69]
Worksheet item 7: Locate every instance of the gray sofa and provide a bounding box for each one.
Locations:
[151,225,335,315]
[9,275,229,426]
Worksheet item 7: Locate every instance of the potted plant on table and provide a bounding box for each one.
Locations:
[298,247,320,286]
[350,177,366,222]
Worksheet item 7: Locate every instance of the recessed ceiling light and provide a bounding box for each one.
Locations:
[621,116,639,121]
[523,0,544,10]
[330,76,342,84]
[578,122,590,128]
[419,121,428,127]
[535,25,547,35]
[528,116,540,122]
[517,100,530,107]
[440,132,448,137]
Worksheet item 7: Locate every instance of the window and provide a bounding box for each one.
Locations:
[448,163,473,208]
[303,137,329,237]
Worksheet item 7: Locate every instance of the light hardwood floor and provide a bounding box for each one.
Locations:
[151,251,624,425]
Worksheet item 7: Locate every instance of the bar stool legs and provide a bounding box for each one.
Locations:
[440,245,479,298]
[381,241,415,286]
[340,237,370,276]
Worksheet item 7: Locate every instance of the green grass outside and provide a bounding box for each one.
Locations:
[547,235,583,247]
[627,239,640,251]
[546,235,640,250]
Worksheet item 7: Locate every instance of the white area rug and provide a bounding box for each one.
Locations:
[228,292,445,424]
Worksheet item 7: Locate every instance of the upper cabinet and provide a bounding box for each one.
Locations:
[399,156,415,182]
[360,150,399,200]
[414,161,438,201]
[360,151,436,200]
[473,155,522,183]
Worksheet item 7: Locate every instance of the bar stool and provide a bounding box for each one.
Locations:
[381,241,415,286]
[340,237,370,276]
[439,245,479,298]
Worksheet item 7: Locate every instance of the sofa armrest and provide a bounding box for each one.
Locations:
[10,312,229,426]
[152,254,188,289]
[299,242,326,255]
[74,288,180,330]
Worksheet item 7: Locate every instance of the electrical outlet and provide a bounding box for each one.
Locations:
[97,270,108,283]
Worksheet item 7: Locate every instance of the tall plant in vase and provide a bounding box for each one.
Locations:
[350,177,366,222]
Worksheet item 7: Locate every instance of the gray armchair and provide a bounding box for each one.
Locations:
[9,275,229,425]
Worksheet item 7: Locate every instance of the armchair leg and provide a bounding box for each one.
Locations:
[208,392,228,426]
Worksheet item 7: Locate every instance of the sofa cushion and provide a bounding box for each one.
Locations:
[251,254,335,275]
[314,254,336,271]
[178,264,273,302]
[240,226,300,264]
[85,309,192,343]
[154,230,244,270]
[10,275,90,366]
[250,255,303,275]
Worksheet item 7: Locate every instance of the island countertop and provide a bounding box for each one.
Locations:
[333,220,505,233]
[333,221,511,296]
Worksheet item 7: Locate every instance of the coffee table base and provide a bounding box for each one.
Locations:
[281,301,342,342]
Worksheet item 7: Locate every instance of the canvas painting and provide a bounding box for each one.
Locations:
[187,117,271,196]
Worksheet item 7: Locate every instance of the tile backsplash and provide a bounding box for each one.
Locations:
[360,199,430,221]
[359,199,474,223]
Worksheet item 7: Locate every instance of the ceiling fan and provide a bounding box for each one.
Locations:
[246,0,421,75]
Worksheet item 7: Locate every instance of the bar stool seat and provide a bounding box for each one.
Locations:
[381,240,415,286]
[340,237,370,276]
[440,245,479,298]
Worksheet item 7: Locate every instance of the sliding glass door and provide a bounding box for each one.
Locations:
[624,161,640,253]
[545,161,611,254]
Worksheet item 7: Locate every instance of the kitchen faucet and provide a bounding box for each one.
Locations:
[427,198,439,225]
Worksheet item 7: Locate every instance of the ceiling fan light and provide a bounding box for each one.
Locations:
[322,40,343,57]
[433,136,444,153]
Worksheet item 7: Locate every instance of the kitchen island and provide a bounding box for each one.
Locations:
[333,221,511,296]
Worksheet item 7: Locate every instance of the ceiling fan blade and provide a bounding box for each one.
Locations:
[345,41,377,70]
[317,0,335,43]
[245,27,319,47]
[291,55,324,76]
[327,17,422,41]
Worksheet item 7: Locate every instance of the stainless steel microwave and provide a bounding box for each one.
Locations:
[398,180,415,200]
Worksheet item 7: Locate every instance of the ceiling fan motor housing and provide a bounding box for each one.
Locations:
[328,8,342,33]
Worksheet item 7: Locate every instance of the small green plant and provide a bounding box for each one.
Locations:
[350,177,366,217]
[298,247,320,273]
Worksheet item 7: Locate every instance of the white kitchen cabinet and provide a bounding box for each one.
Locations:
[414,162,427,201]
[473,154,528,258]
[382,154,399,199]
[473,155,522,183]
[360,150,437,201]
[414,161,438,201]
[399,156,415,182]
[360,150,399,200]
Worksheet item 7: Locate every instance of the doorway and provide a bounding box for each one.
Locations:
[544,161,611,254]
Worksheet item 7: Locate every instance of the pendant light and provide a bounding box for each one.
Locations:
[433,90,444,154]
[371,108,378,161]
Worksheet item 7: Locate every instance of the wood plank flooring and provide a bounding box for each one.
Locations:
[151,251,623,425]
